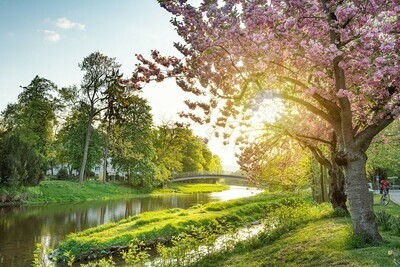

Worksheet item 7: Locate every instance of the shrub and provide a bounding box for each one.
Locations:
[345,233,377,249]
[0,134,45,186]
[391,216,400,236]
[57,168,69,180]
[376,211,393,231]
[331,207,350,218]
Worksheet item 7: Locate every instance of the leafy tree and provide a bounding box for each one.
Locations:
[109,95,159,187]
[131,0,399,241]
[76,52,121,181]
[0,76,57,185]
[240,106,347,210]
[0,134,44,186]
[207,155,223,171]
[182,136,206,172]
[367,120,400,179]
[56,106,103,176]
[152,123,188,177]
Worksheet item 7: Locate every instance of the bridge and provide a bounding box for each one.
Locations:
[169,170,246,182]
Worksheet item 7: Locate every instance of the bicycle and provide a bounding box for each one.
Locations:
[380,188,391,206]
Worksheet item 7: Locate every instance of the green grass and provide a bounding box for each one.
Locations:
[373,194,400,216]
[56,192,315,261]
[194,217,400,267]
[191,194,400,267]
[55,191,400,266]
[23,180,229,204]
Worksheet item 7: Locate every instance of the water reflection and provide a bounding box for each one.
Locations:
[0,186,260,267]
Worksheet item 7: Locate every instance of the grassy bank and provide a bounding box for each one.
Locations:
[56,192,329,262]
[54,191,400,266]
[193,194,400,267]
[7,180,229,204]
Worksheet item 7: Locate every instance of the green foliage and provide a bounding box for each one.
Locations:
[32,243,52,267]
[152,124,223,180]
[56,106,103,173]
[120,240,150,266]
[376,210,393,231]
[331,207,350,218]
[391,216,400,236]
[367,119,400,178]
[56,192,313,262]
[56,168,69,180]
[0,76,57,187]
[108,95,160,187]
[0,133,45,186]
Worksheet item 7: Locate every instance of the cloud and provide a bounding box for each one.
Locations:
[56,18,85,30]
[40,30,60,42]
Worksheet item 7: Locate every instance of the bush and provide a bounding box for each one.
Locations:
[345,233,377,249]
[57,168,69,180]
[391,216,400,236]
[376,211,393,231]
[0,134,45,186]
[331,207,350,218]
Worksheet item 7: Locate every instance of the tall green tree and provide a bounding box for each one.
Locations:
[0,76,57,186]
[109,95,159,187]
[56,105,103,176]
[77,52,120,182]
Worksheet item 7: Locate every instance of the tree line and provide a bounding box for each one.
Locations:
[0,52,222,188]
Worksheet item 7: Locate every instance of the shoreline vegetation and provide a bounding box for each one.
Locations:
[0,180,230,205]
[52,192,400,267]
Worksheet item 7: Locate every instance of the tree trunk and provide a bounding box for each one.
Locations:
[103,145,108,183]
[79,115,93,182]
[102,124,111,183]
[320,164,326,202]
[329,166,348,212]
[344,150,382,241]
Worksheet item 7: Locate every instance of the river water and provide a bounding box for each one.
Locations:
[0,185,261,267]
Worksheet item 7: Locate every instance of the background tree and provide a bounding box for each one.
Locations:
[0,76,57,186]
[152,123,223,178]
[151,123,189,178]
[367,119,400,181]
[131,0,399,241]
[77,52,121,182]
[109,95,159,187]
[56,105,103,177]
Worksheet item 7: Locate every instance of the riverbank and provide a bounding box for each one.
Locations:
[55,192,400,266]
[194,196,400,266]
[0,180,229,205]
[56,191,327,262]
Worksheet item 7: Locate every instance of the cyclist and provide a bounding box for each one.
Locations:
[380,179,390,194]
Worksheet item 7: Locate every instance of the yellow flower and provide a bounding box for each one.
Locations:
[388,250,393,256]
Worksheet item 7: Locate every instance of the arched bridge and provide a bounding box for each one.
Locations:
[170,171,246,182]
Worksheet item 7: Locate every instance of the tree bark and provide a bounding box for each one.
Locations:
[79,114,93,182]
[329,165,347,212]
[343,150,382,241]
[103,145,108,183]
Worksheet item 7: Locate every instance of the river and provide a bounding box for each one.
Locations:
[0,185,261,267]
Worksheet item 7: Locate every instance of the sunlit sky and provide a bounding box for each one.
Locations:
[0,0,240,170]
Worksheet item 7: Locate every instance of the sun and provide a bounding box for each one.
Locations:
[248,98,285,129]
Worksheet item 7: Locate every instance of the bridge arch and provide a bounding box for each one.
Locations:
[169,171,246,183]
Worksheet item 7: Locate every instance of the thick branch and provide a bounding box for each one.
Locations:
[355,117,394,151]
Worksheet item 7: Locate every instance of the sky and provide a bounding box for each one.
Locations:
[0,0,240,170]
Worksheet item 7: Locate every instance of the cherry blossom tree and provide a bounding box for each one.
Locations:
[130,0,399,241]
[239,109,347,211]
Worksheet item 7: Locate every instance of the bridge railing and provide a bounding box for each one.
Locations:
[170,170,244,179]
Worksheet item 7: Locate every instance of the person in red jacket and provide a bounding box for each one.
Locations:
[380,179,390,194]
